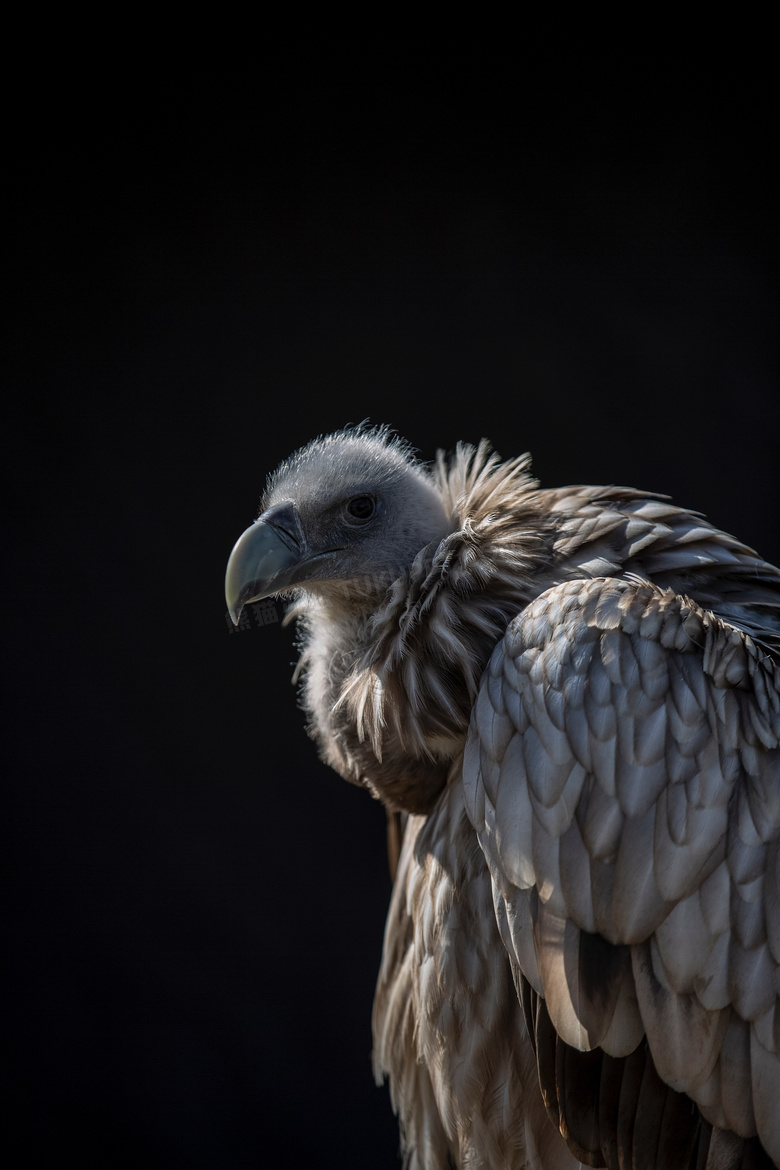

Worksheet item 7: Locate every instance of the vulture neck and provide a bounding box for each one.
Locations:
[292,443,553,813]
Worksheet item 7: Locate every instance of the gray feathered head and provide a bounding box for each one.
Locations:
[225,426,450,624]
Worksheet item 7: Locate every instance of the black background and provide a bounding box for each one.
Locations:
[6,60,778,1169]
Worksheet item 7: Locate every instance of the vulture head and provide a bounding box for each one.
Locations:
[226,427,451,625]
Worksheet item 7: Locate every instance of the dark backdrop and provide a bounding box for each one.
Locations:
[6,67,778,1169]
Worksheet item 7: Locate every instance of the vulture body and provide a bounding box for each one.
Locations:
[225,427,780,1170]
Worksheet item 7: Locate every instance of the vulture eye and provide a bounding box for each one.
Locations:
[345,495,376,523]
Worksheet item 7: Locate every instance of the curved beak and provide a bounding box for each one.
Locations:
[225,500,308,626]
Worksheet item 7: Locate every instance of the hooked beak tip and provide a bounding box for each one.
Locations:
[225,502,306,620]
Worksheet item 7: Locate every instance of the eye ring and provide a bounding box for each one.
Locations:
[345,495,376,522]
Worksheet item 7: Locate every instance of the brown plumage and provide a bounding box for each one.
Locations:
[225,426,780,1169]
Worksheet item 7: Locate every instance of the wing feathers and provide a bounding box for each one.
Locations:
[718,1015,755,1137]
[466,575,780,1163]
[750,1029,780,1164]
[613,804,668,941]
[632,938,729,1092]
[494,735,535,890]
[765,842,780,965]
[577,779,625,863]
[654,890,713,993]
[558,816,597,932]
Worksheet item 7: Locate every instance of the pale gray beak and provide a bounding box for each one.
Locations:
[225,500,307,626]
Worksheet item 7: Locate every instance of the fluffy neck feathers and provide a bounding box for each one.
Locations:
[292,442,554,810]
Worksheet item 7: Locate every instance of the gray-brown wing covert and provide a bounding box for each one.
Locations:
[463,575,780,1164]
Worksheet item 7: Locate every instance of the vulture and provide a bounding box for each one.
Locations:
[225,425,780,1170]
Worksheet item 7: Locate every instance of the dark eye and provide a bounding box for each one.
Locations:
[345,495,375,522]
